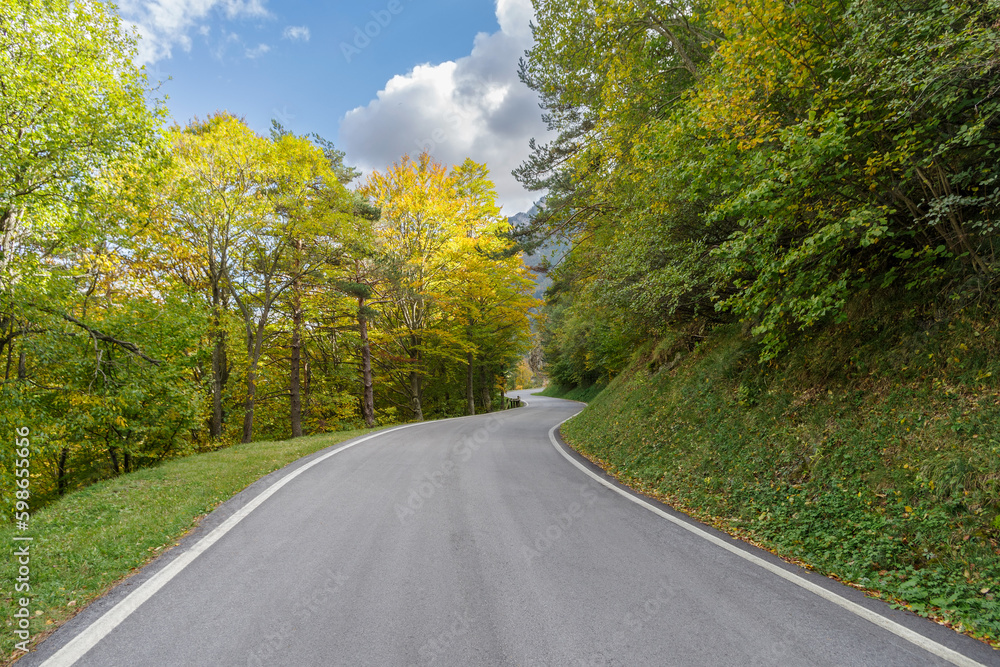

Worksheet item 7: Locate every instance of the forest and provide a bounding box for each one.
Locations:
[518,0,1000,640]
[519,0,1000,381]
[0,0,537,515]
[3,0,1000,650]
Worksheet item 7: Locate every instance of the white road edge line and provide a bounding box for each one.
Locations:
[546,416,986,667]
[40,422,428,667]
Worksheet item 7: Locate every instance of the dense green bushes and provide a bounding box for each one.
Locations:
[520,0,1000,377]
[561,301,1000,643]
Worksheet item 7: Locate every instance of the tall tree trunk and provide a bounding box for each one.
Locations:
[303,358,311,422]
[409,335,423,421]
[0,209,20,379]
[210,333,225,438]
[57,447,69,495]
[209,282,227,439]
[242,367,257,444]
[3,327,11,380]
[0,208,19,290]
[479,365,493,413]
[290,321,302,438]
[409,370,424,421]
[289,241,304,439]
[17,349,25,380]
[466,351,476,416]
[108,446,120,476]
[358,296,374,428]
[241,308,271,444]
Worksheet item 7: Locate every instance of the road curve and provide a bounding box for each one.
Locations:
[21,392,997,666]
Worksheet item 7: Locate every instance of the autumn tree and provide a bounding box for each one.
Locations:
[438,160,537,414]
[161,115,354,443]
[363,154,536,419]
[362,154,459,420]
[0,0,160,362]
[0,0,163,514]
[269,123,368,437]
[332,201,383,429]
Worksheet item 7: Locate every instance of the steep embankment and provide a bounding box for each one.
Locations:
[558,312,1000,645]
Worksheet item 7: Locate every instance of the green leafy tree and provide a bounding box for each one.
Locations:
[162,115,354,443]
[0,0,161,516]
[520,0,1000,375]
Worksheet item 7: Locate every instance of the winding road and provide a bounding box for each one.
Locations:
[21,392,996,666]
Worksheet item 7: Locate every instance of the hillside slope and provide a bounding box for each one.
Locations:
[558,313,1000,645]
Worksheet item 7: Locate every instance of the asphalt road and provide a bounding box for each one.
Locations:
[22,392,998,666]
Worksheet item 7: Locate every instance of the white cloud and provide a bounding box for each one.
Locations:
[117,0,272,64]
[245,43,271,59]
[495,0,534,40]
[282,25,310,42]
[210,29,242,61]
[339,0,552,215]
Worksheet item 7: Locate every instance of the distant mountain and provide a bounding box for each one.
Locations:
[508,205,566,302]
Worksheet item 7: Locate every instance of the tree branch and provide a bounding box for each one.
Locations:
[48,310,162,366]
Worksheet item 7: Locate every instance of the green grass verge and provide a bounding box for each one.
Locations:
[1,426,384,664]
[535,383,606,403]
[561,311,1000,647]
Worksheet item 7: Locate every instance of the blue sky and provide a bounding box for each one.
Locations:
[122,0,548,213]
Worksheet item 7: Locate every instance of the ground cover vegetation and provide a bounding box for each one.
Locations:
[518,0,1000,643]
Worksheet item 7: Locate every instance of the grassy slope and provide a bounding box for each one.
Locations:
[1,427,383,664]
[560,308,1000,646]
[537,383,606,403]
